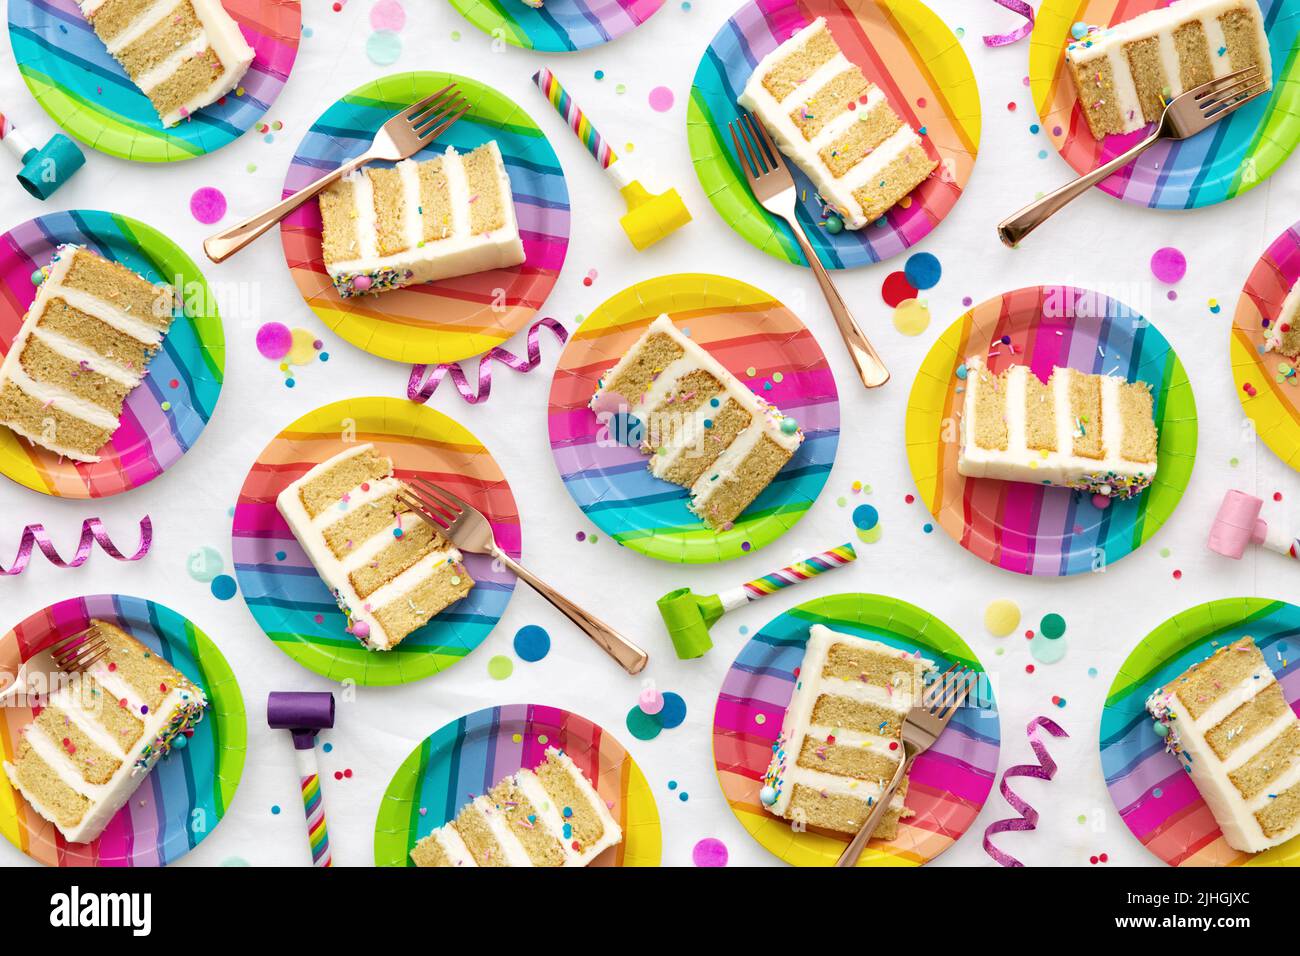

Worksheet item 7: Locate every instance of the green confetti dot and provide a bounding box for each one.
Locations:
[616,83,627,94]
[1040,613,1066,639]
[626,706,662,740]
[487,655,513,680]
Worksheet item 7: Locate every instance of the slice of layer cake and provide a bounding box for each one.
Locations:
[760,624,935,840]
[79,0,255,128]
[1264,281,1300,360]
[319,142,526,298]
[1066,0,1271,139]
[589,314,804,531]
[1147,636,1300,854]
[409,747,622,867]
[958,358,1159,498]
[0,244,176,463]
[1,620,207,844]
[737,17,938,229]
[276,443,474,651]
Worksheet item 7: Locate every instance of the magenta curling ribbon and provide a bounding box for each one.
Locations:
[984,0,1035,46]
[982,715,1069,866]
[407,317,568,406]
[0,516,152,576]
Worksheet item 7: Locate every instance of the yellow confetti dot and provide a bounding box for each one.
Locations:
[773,371,784,383]
[892,298,930,336]
[984,599,1021,637]
[857,524,883,544]
[512,733,523,743]
[746,366,757,377]
[286,327,317,365]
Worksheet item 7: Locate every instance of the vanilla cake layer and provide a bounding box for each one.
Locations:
[957,358,1159,498]
[589,314,803,530]
[1,620,207,844]
[737,17,937,229]
[319,142,526,298]
[1147,637,1300,854]
[276,443,474,651]
[80,0,254,127]
[409,747,622,867]
[0,244,175,462]
[1264,281,1300,360]
[1065,0,1271,138]
[761,624,935,840]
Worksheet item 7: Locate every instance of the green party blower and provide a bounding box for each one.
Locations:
[657,544,857,659]
[533,67,691,250]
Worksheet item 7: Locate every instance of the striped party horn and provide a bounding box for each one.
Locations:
[267,692,336,867]
[657,544,857,659]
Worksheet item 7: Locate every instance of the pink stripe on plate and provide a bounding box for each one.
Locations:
[1119,766,1202,837]
[719,667,793,706]
[713,697,785,738]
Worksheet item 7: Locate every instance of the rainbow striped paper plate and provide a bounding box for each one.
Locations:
[280,70,569,365]
[1102,597,1300,867]
[9,0,300,162]
[1030,0,1300,208]
[713,593,999,866]
[688,0,980,269]
[0,211,225,499]
[447,0,664,52]
[374,703,661,866]
[547,273,839,563]
[1232,220,1300,471]
[905,286,1197,576]
[0,595,245,867]
[232,396,520,686]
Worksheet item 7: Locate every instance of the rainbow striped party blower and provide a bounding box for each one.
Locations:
[267,691,335,867]
[532,67,691,250]
[657,544,857,659]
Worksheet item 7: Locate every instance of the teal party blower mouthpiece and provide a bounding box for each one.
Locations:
[1,112,85,200]
[656,543,857,660]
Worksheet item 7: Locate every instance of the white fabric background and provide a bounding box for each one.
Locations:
[0,0,1297,868]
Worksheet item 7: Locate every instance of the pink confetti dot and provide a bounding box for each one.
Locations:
[189,186,227,225]
[639,688,664,715]
[1150,247,1187,284]
[648,86,674,112]
[256,322,293,360]
[692,838,729,867]
[370,0,405,30]
[1091,494,1111,510]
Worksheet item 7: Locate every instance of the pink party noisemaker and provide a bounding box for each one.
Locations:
[1208,489,1298,562]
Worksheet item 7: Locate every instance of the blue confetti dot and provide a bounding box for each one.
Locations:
[274,550,287,561]
[320,352,330,362]
[513,624,551,662]
[323,742,333,753]
[271,805,281,815]
[852,504,879,531]
[658,692,687,729]
[667,780,678,790]
[904,252,941,290]
[679,792,689,802]
[923,523,934,534]
[210,574,237,600]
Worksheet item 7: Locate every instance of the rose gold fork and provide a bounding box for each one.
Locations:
[398,478,649,675]
[203,84,470,263]
[0,624,107,704]
[999,67,1267,246]
[728,110,889,390]
[835,662,978,867]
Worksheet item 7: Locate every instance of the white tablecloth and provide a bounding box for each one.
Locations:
[1,0,1297,868]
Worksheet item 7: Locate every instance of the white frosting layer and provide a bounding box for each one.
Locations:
[736,17,927,229]
[1065,0,1272,134]
[1149,646,1300,854]
[274,443,466,651]
[957,359,1158,495]
[327,143,526,295]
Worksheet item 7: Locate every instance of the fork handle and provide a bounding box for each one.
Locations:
[788,225,889,389]
[203,151,375,263]
[834,747,912,867]
[997,127,1162,247]
[492,547,649,675]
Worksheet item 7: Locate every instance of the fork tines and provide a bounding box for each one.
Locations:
[1192,67,1267,118]
[926,662,978,720]
[50,624,108,675]
[728,110,783,180]
[405,84,471,146]
[398,478,466,531]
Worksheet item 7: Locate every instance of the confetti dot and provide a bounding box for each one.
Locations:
[210,574,237,601]
[271,805,281,815]
[658,692,687,729]
[1030,632,1067,665]
[626,706,662,740]
[852,504,879,531]
[648,86,674,112]
[892,298,931,336]
[186,546,223,582]
[487,655,513,680]
[639,688,664,715]
[984,599,1021,637]
[287,327,317,365]
[1040,613,1066,639]
[1151,247,1187,284]
[881,270,918,307]
[692,838,728,867]
[256,322,293,360]
[513,624,550,662]
[366,30,402,65]
[189,186,227,225]
[369,0,405,30]
[903,252,941,290]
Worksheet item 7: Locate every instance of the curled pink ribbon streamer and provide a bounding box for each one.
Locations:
[982,715,1069,866]
[984,0,1035,46]
[0,516,153,576]
[407,317,569,406]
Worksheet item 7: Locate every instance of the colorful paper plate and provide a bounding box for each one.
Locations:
[1102,597,1300,867]
[687,0,980,269]
[232,396,520,686]
[0,211,225,499]
[9,0,300,162]
[0,594,245,867]
[1030,0,1300,208]
[713,593,999,866]
[374,703,661,866]
[446,0,664,51]
[1232,220,1300,471]
[547,273,839,563]
[280,70,570,365]
[905,286,1197,576]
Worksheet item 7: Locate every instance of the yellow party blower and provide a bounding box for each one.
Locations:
[533,68,691,251]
